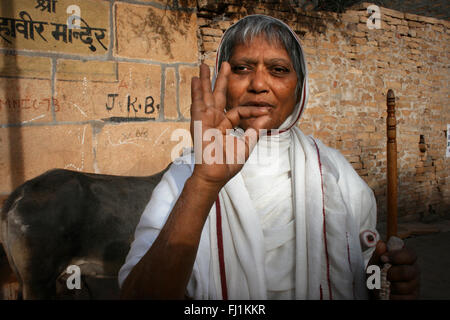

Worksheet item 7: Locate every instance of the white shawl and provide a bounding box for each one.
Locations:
[118,15,379,300]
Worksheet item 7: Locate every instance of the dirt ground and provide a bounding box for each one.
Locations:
[404,231,450,300]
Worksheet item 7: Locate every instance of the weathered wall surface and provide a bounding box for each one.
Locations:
[0,0,449,221]
[0,0,195,192]
[358,0,450,21]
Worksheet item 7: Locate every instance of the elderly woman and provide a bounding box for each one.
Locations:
[119,15,419,300]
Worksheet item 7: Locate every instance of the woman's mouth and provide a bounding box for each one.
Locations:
[240,101,276,108]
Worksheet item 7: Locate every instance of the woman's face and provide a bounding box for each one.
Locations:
[226,35,298,131]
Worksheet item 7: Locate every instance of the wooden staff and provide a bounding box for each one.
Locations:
[386,89,398,239]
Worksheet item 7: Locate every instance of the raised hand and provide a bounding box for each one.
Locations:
[189,63,272,188]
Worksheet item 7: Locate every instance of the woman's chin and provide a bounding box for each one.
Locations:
[240,116,277,132]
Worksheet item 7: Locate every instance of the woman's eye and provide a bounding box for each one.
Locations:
[232,65,249,72]
[273,66,289,74]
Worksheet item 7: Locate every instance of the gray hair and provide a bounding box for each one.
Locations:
[217,15,304,98]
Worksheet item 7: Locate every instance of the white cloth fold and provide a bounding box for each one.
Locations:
[218,130,297,299]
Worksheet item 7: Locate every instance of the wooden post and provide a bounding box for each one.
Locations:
[386,89,398,239]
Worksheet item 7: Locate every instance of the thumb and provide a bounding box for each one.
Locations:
[368,240,387,267]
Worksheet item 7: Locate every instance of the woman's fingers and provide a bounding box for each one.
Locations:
[386,247,418,265]
[221,106,271,131]
[200,63,215,108]
[191,76,203,104]
[213,62,231,111]
[191,63,215,117]
[192,63,226,117]
[390,278,420,295]
[249,112,274,132]
[387,264,420,282]
[190,76,205,118]
[368,241,388,267]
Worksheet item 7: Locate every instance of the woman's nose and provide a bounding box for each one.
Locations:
[248,69,269,94]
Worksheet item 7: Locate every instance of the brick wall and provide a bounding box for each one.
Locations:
[356,0,450,21]
[0,0,449,221]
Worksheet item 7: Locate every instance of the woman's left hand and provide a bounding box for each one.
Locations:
[383,244,420,299]
[368,241,420,299]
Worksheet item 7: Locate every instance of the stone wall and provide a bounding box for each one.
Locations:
[357,0,450,21]
[0,0,449,221]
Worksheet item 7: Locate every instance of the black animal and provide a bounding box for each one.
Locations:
[1,167,167,299]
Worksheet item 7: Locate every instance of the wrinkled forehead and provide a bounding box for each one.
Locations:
[219,19,291,60]
[229,33,288,58]
[229,24,286,47]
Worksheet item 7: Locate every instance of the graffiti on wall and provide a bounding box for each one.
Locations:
[0,0,109,53]
[0,97,60,112]
[105,94,159,116]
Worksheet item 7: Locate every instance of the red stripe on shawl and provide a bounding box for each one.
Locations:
[346,232,356,299]
[312,139,333,300]
[215,196,228,300]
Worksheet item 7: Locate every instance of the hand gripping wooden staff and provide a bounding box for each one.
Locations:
[379,90,404,300]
